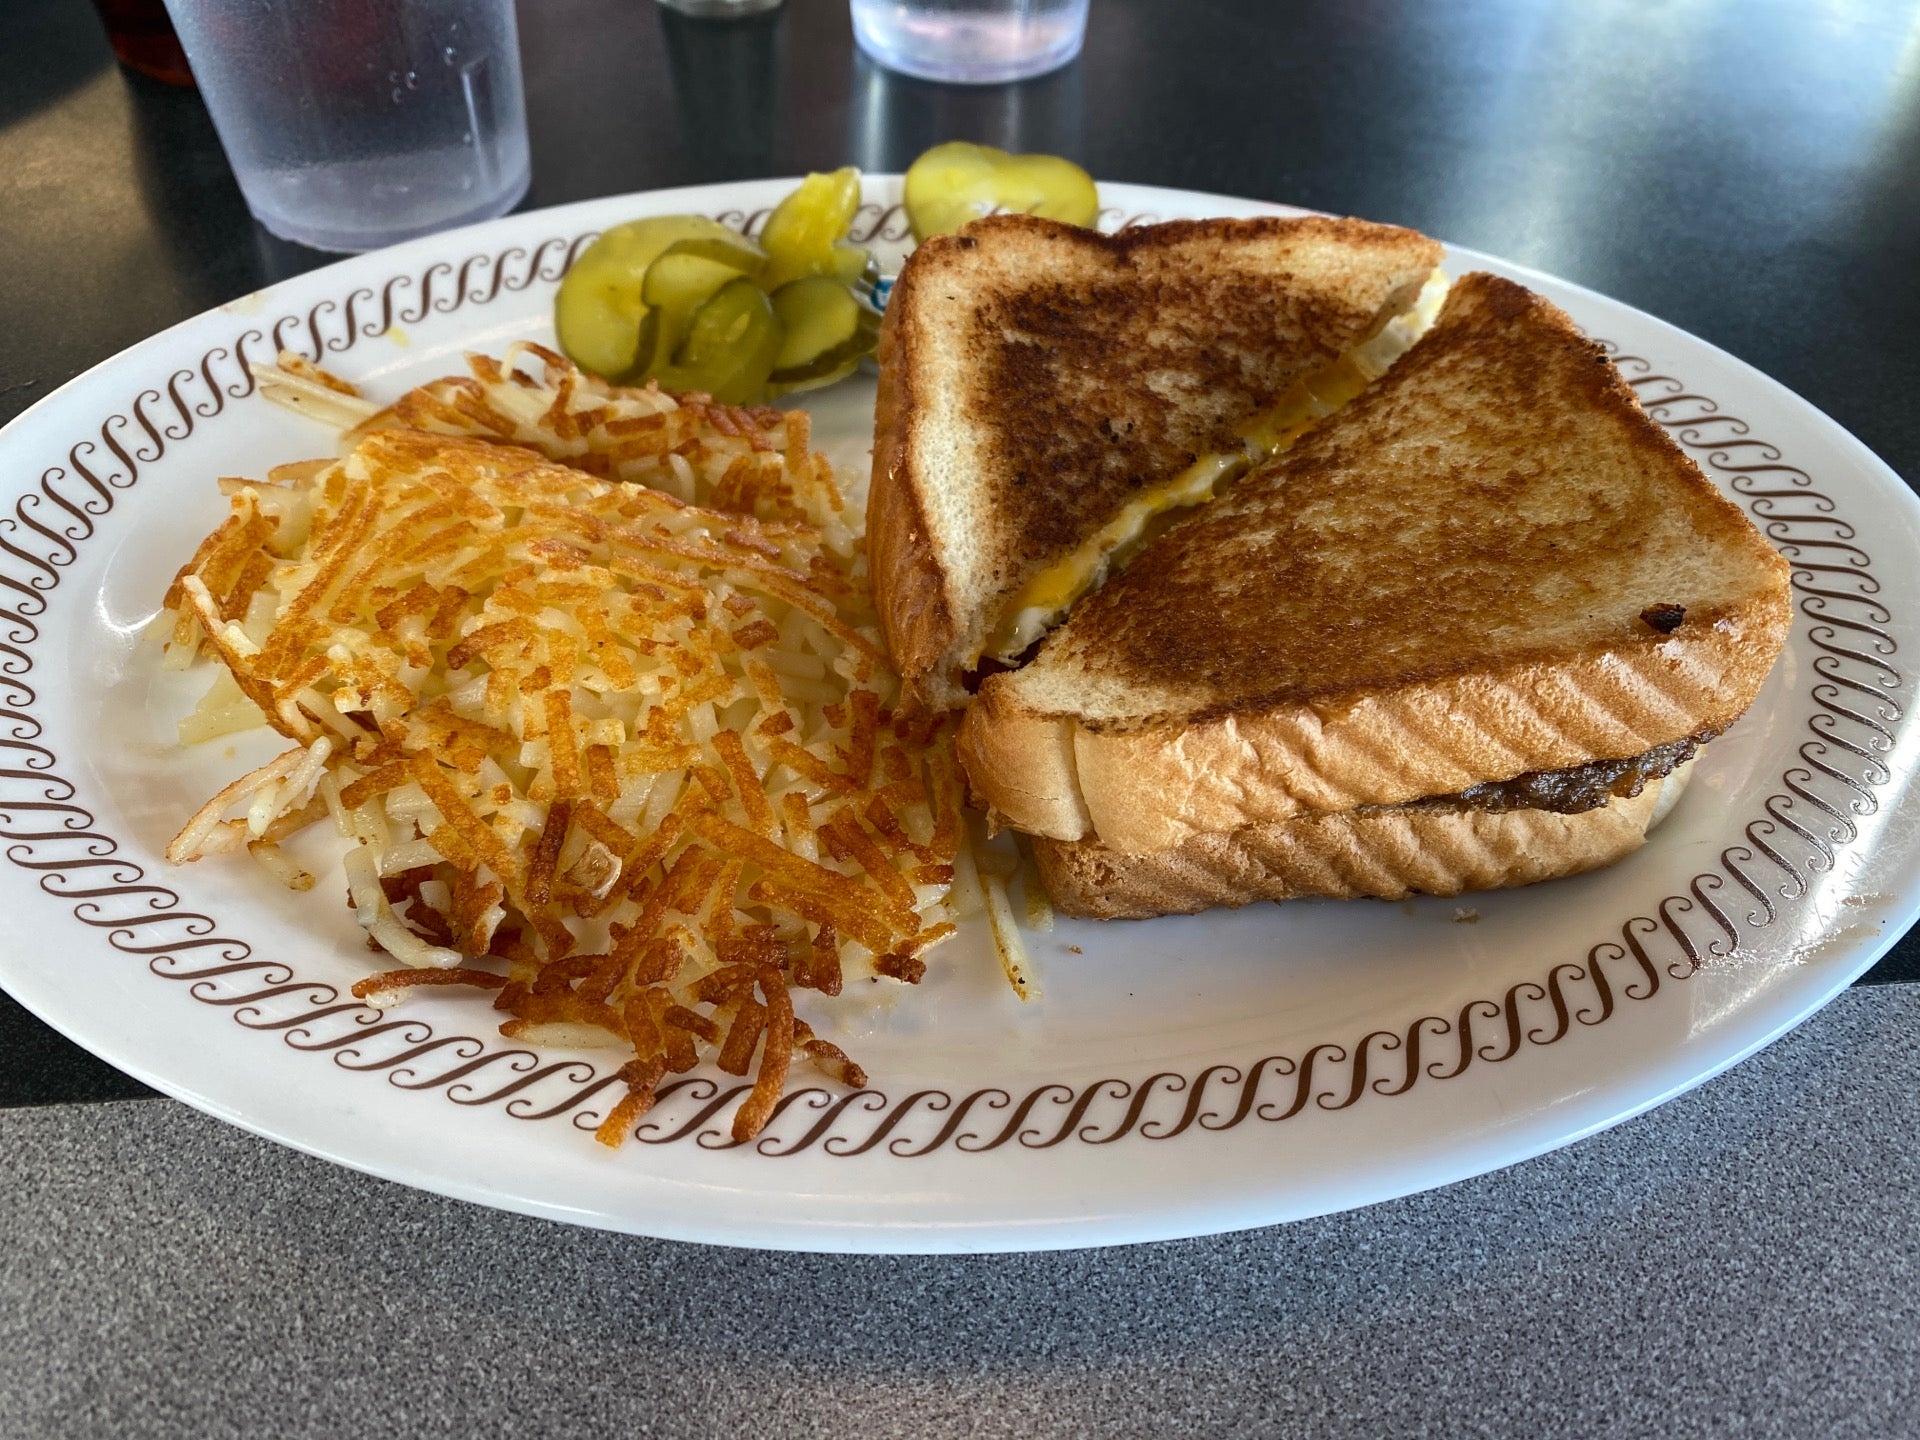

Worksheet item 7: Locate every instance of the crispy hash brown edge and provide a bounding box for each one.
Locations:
[163,345,973,1145]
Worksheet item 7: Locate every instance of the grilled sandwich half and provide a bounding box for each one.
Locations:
[957,273,1793,914]
[869,212,1447,710]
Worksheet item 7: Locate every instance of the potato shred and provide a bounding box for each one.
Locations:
[162,345,964,1146]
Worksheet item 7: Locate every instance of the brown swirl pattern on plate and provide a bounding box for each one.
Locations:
[0,220,1901,1158]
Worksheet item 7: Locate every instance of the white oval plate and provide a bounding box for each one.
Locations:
[2,179,1915,1253]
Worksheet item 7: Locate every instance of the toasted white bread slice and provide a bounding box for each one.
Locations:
[870,213,1446,709]
[1032,762,1694,919]
[961,274,1793,854]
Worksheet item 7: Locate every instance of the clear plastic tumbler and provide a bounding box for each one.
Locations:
[161,0,531,253]
[851,0,1089,85]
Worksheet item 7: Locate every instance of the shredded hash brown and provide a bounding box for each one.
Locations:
[162,344,966,1145]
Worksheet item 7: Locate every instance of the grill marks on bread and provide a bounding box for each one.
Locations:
[867,213,1446,706]
[1029,766,1693,918]
[967,272,1364,564]
[1045,273,1782,721]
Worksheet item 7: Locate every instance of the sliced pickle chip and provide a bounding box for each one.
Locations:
[832,242,876,287]
[554,214,741,379]
[640,234,771,364]
[624,306,670,386]
[767,276,880,394]
[767,354,865,400]
[647,277,784,405]
[641,234,768,311]
[761,167,866,289]
[562,173,881,400]
[903,141,1100,242]
[769,276,871,370]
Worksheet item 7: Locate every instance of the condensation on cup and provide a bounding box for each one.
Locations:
[161,0,531,253]
[851,0,1089,85]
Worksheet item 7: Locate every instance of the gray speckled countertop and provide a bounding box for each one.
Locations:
[5,984,1918,1439]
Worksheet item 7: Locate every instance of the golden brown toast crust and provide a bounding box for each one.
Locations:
[868,213,1444,705]
[1032,767,1689,919]
[962,274,1794,852]
[868,295,951,704]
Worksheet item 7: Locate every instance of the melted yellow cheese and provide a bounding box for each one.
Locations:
[984,272,1451,663]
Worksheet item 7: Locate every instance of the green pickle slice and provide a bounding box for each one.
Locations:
[767,276,880,394]
[555,172,879,402]
[650,278,784,405]
[554,214,740,380]
[641,235,768,315]
[903,141,1100,242]
[760,168,864,289]
[638,234,770,371]
[832,242,875,287]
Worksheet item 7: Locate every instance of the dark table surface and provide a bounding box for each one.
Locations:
[5,0,1917,1107]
